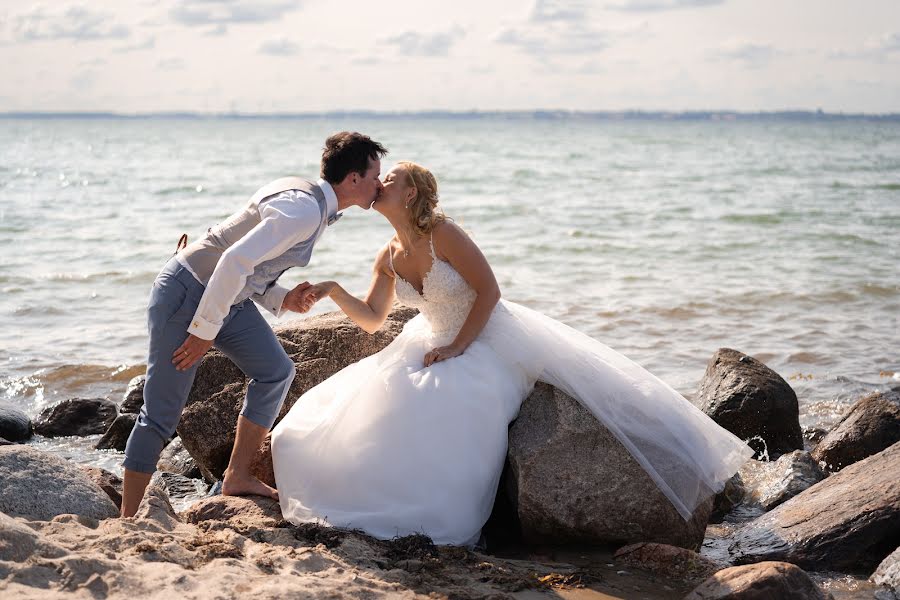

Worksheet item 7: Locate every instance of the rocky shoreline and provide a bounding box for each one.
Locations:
[2,309,899,599]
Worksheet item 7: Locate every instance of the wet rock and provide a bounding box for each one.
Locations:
[158,471,204,500]
[695,348,803,459]
[95,413,137,451]
[812,390,900,471]
[613,542,720,586]
[158,437,202,479]
[505,382,713,550]
[80,466,123,510]
[710,473,746,522]
[0,402,32,442]
[872,547,900,597]
[34,397,118,437]
[803,426,827,449]
[181,495,284,529]
[177,307,417,480]
[685,561,833,600]
[754,450,827,510]
[728,441,900,572]
[120,375,145,414]
[0,446,118,521]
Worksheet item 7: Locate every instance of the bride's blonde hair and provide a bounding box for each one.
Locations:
[398,161,447,236]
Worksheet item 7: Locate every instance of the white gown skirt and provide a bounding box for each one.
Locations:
[271,301,753,546]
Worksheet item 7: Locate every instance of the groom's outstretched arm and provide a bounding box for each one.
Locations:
[302,244,396,334]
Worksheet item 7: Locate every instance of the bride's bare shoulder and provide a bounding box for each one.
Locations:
[432,221,475,256]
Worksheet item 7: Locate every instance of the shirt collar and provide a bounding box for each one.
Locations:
[317,178,340,224]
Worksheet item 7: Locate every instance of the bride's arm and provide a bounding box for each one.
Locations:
[424,222,501,366]
[304,245,396,334]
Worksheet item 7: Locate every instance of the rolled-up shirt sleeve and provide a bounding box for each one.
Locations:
[188,192,321,340]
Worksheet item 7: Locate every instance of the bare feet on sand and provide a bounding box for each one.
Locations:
[222,470,279,501]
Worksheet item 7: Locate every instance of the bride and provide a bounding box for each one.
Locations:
[270,161,753,546]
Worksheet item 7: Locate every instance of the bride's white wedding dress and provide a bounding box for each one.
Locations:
[271,238,753,546]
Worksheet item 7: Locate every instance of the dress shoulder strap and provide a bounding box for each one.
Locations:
[386,240,397,275]
[428,233,436,259]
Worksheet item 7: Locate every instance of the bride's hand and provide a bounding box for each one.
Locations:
[299,281,336,307]
[424,344,463,367]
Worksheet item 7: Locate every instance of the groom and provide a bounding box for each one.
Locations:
[120,132,388,517]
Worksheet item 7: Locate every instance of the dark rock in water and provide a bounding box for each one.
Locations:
[158,471,204,500]
[505,382,713,550]
[158,437,202,479]
[0,402,32,442]
[812,390,900,472]
[80,466,123,510]
[695,348,803,459]
[34,397,118,437]
[728,441,900,573]
[872,546,900,597]
[614,542,720,586]
[95,413,136,451]
[120,375,145,414]
[803,425,827,449]
[754,450,827,510]
[685,561,833,600]
[0,446,118,520]
[177,308,417,480]
[710,473,746,523]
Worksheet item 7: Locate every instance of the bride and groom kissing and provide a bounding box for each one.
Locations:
[120,131,753,546]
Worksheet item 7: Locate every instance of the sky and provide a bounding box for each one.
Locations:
[1,0,899,114]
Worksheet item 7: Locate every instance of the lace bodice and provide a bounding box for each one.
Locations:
[390,237,477,338]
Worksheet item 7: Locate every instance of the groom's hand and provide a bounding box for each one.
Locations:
[173,334,214,371]
[283,282,315,313]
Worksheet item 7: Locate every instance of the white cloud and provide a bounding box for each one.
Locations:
[10,5,131,42]
[381,26,466,57]
[607,0,725,12]
[259,37,300,56]
[830,32,900,61]
[169,0,301,26]
[713,40,783,67]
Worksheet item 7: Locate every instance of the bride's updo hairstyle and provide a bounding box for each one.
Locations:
[398,161,447,236]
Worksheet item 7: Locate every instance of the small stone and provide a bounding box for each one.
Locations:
[34,397,118,437]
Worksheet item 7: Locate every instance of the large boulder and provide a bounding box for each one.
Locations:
[695,348,803,459]
[95,413,137,451]
[872,546,900,597]
[0,446,118,520]
[34,397,118,437]
[812,390,900,471]
[685,562,833,600]
[0,403,32,442]
[120,375,145,414]
[177,307,417,480]
[728,440,900,572]
[505,383,713,550]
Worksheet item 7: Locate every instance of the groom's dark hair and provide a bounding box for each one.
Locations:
[321,132,388,184]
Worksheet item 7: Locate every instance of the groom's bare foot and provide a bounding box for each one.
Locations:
[222,470,279,501]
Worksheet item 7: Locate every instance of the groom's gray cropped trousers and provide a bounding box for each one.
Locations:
[123,256,295,474]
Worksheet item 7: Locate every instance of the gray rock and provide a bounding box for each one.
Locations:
[120,375,145,414]
[158,436,202,479]
[0,403,32,442]
[505,382,713,550]
[0,446,118,521]
[80,466,123,510]
[695,348,803,459]
[685,561,833,600]
[755,450,827,510]
[177,307,417,480]
[34,397,118,437]
[728,441,900,572]
[872,547,900,597]
[95,413,137,451]
[812,390,900,472]
[158,471,205,500]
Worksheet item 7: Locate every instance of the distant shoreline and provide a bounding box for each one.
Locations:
[2,109,900,121]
